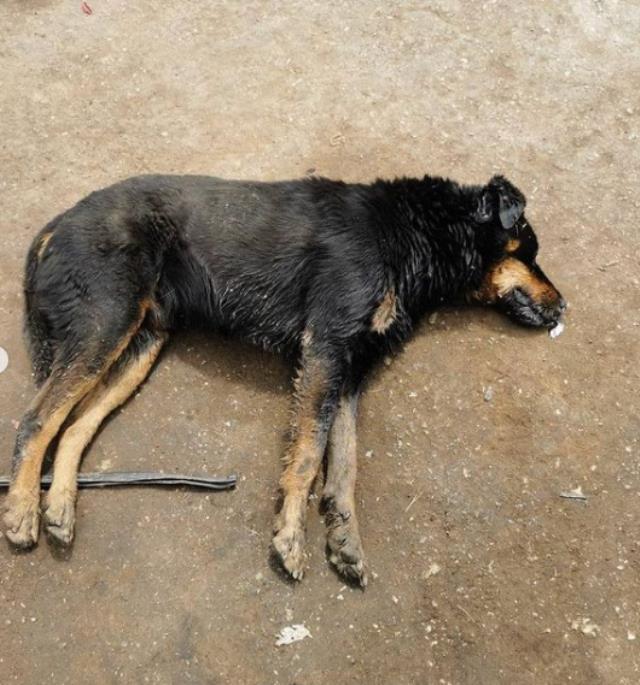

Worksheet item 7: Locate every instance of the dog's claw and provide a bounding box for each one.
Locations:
[330,551,368,587]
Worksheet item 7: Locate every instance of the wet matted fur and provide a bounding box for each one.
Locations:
[4,173,565,585]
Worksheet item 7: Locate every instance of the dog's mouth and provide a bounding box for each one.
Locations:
[499,288,566,330]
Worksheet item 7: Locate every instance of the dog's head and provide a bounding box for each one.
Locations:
[472,176,566,329]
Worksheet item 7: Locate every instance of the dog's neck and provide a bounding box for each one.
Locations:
[375,177,488,322]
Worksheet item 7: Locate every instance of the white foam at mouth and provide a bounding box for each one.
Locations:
[549,321,565,339]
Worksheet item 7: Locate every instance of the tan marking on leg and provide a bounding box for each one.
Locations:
[273,350,335,579]
[11,376,98,495]
[36,232,54,261]
[44,334,166,544]
[13,301,150,494]
[4,378,96,547]
[371,288,397,333]
[278,413,326,523]
[4,301,152,547]
[287,349,330,455]
[323,394,366,586]
[324,395,358,501]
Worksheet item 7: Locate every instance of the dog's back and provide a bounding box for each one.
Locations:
[27,174,384,369]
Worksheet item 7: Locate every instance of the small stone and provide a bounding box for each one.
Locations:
[571,618,599,637]
[423,563,441,580]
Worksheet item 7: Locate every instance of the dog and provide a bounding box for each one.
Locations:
[3,172,565,585]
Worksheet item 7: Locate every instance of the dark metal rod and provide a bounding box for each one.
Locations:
[0,472,237,491]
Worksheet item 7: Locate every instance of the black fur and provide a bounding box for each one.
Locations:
[11,172,565,567]
[26,173,564,392]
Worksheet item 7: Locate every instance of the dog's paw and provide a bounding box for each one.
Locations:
[272,525,306,580]
[43,490,76,546]
[327,523,367,587]
[3,491,40,549]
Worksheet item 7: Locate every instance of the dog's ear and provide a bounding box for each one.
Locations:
[475,176,526,230]
[491,175,526,230]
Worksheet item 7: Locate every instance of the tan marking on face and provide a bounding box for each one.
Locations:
[505,239,521,253]
[371,288,397,333]
[36,232,54,261]
[479,258,559,305]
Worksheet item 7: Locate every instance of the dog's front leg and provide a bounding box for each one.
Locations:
[321,393,367,587]
[273,338,342,580]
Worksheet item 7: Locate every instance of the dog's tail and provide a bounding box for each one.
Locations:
[23,224,58,386]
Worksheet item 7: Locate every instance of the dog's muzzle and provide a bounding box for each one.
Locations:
[500,288,567,329]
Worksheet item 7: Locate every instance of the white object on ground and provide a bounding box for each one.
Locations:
[571,618,599,637]
[424,562,441,579]
[275,624,312,646]
[549,321,565,339]
[560,486,587,501]
[0,346,8,374]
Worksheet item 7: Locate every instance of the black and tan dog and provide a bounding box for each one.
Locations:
[3,173,565,585]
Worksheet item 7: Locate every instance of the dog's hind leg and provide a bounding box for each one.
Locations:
[273,335,343,580]
[43,329,167,545]
[3,370,99,548]
[321,392,367,587]
[3,303,150,548]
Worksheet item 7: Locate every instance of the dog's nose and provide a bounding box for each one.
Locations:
[550,297,567,322]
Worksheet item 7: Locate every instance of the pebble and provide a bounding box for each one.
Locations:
[571,618,599,637]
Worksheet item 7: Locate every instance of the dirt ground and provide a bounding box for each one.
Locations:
[0,1,638,683]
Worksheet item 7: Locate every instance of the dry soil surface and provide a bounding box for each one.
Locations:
[0,2,639,684]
